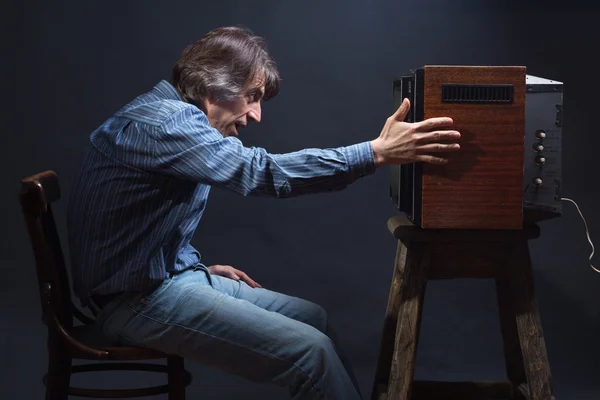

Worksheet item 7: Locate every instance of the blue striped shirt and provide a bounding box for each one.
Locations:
[67,80,376,301]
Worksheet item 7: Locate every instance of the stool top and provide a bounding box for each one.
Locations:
[387,215,540,242]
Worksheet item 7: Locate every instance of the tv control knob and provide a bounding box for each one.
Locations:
[535,130,546,139]
[535,156,546,164]
[533,177,543,186]
[533,143,544,152]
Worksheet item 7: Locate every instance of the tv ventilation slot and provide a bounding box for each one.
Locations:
[441,84,514,104]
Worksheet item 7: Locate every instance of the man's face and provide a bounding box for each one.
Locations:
[203,74,264,138]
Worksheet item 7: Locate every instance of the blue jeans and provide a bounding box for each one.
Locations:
[96,265,362,400]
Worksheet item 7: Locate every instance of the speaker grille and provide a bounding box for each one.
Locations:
[441,84,514,104]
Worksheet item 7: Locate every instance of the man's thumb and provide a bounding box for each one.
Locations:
[393,98,410,121]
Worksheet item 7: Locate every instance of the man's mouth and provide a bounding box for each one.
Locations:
[233,122,246,136]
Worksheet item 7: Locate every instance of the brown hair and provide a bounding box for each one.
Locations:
[171,26,280,107]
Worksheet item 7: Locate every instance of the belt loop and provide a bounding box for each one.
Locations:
[194,263,214,287]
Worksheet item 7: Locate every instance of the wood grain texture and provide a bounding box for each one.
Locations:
[387,215,540,244]
[376,216,555,400]
[371,242,408,400]
[496,273,529,400]
[506,241,555,400]
[420,66,526,230]
[387,243,429,400]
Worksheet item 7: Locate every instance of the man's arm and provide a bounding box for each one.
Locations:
[145,97,460,197]
[148,105,375,197]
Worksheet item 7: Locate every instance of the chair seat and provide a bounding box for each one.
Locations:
[70,323,168,360]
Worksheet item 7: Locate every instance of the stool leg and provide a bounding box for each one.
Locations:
[505,241,555,400]
[45,336,71,400]
[168,356,186,400]
[387,243,430,400]
[371,241,408,400]
[496,274,528,399]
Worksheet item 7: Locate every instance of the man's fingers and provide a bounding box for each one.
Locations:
[417,130,461,143]
[418,155,449,164]
[392,98,411,121]
[416,117,454,132]
[236,270,262,288]
[209,265,261,287]
[244,277,262,288]
[416,143,461,153]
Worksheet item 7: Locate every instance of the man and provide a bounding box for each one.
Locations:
[67,26,460,399]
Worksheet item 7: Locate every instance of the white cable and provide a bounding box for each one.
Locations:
[560,197,598,274]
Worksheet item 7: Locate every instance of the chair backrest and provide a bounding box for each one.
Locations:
[18,170,74,330]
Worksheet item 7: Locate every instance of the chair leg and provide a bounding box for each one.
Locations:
[45,338,71,400]
[168,356,186,400]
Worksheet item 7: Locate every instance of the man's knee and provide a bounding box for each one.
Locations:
[297,328,336,364]
[301,300,328,333]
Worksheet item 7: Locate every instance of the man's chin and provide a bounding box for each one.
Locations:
[222,126,238,137]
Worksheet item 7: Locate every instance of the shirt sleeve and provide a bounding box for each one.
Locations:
[148,104,376,198]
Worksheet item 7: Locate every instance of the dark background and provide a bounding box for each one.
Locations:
[3,0,600,399]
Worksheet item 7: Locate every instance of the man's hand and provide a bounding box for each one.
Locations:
[207,264,262,288]
[370,98,461,167]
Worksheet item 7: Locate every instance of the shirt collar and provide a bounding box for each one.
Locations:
[152,80,184,101]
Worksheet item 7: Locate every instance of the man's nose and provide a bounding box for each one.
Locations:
[248,101,261,123]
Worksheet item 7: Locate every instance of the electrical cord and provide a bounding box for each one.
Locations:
[560,197,598,274]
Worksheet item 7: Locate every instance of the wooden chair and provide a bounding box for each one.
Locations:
[18,170,192,399]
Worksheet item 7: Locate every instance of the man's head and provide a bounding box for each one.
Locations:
[171,26,280,137]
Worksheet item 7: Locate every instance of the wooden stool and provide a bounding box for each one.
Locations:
[371,216,555,400]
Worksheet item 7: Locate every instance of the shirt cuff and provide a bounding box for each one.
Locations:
[343,141,376,182]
